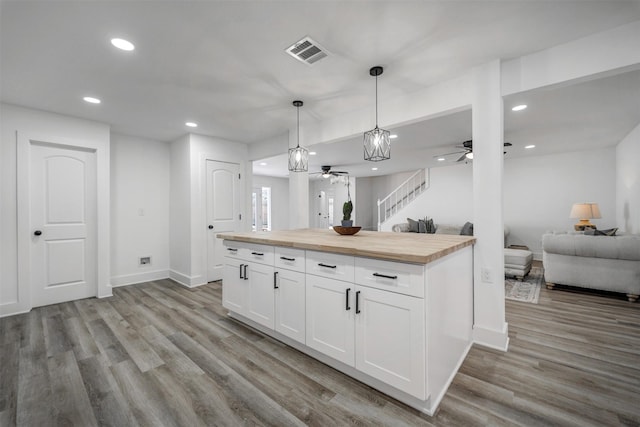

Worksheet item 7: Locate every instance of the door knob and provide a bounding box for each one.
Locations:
[34,230,42,236]
[208,225,214,229]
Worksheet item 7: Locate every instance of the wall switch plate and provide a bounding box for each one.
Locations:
[140,256,151,265]
[481,267,493,283]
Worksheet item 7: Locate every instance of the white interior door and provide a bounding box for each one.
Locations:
[207,160,240,282]
[30,142,97,307]
[317,191,328,228]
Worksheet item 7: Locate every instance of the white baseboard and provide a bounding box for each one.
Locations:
[473,323,510,352]
[111,269,170,287]
[169,270,206,288]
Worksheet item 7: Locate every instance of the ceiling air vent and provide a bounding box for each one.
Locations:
[286,36,329,65]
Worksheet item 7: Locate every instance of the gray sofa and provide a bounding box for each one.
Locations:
[542,232,640,302]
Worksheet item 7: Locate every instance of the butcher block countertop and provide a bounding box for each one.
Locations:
[218,228,475,264]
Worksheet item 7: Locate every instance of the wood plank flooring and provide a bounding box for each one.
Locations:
[1,277,638,426]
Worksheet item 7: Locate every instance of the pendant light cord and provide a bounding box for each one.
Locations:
[375,74,378,128]
[297,104,300,148]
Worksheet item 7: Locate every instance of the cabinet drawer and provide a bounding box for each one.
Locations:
[355,257,425,298]
[274,247,305,273]
[306,251,354,282]
[224,241,274,265]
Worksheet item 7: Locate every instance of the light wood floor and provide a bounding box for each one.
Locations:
[1,276,639,426]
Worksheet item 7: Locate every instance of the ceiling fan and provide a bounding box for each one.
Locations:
[311,165,349,179]
[434,140,513,162]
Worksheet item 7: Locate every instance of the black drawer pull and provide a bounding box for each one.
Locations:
[373,272,398,280]
[239,264,245,279]
[251,252,264,256]
[345,288,351,310]
[227,248,238,252]
[243,264,248,280]
[355,291,361,314]
[318,263,337,269]
[280,256,295,262]
[274,271,279,289]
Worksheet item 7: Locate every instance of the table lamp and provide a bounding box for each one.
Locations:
[570,202,601,231]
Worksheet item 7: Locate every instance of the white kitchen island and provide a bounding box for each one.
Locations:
[217,228,475,415]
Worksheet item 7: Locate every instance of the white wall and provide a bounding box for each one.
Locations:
[378,165,474,231]
[252,175,290,230]
[308,176,355,228]
[375,147,617,260]
[0,104,110,316]
[169,135,192,283]
[355,177,374,230]
[111,134,170,286]
[171,133,251,287]
[616,122,640,234]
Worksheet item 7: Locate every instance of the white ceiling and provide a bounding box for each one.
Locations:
[2,1,640,171]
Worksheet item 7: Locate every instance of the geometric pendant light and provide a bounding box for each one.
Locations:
[363,66,391,162]
[288,100,309,172]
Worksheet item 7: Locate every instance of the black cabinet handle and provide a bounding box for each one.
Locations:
[239,264,244,279]
[318,263,337,269]
[243,264,248,280]
[280,256,295,262]
[34,230,42,236]
[251,252,264,256]
[208,225,214,230]
[345,288,351,310]
[373,272,398,280]
[355,291,361,314]
[274,271,279,289]
[227,248,238,252]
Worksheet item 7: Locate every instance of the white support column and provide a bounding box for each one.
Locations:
[288,129,309,229]
[472,60,509,351]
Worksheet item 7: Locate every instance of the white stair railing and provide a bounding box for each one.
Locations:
[377,168,429,230]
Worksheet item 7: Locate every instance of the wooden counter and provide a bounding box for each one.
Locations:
[217,228,475,264]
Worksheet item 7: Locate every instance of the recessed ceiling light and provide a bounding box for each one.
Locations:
[371,167,378,171]
[185,122,198,128]
[309,151,317,155]
[525,144,536,149]
[437,157,445,162]
[83,96,101,104]
[259,162,267,166]
[512,104,527,111]
[390,134,398,139]
[111,38,135,51]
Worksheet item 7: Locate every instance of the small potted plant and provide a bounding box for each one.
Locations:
[341,179,353,227]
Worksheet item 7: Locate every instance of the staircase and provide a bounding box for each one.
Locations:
[377,169,429,230]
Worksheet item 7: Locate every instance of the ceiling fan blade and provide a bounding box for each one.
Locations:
[504,142,513,147]
[456,153,467,162]
[433,150,465,158]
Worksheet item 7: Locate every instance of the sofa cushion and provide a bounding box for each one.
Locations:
[435,224,462,235]
[542,233,640,261]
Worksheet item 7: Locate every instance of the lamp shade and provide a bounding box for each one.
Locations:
[569,203,601,219]
[363,126,391,161]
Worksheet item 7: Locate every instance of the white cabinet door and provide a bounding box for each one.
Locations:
[246,262,275,329]
[274,269,306,344]
[306,275,355,366]
[223,258,247,315]
[355,286,426,399]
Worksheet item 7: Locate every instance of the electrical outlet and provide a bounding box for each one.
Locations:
[481,267,493,283]
[140,256,151,265]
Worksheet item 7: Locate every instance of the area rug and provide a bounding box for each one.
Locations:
[505,266,543,304]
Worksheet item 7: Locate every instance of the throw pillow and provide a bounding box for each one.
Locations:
[585,228,618,236]
[425,217,436,234]
[460,221,474,236]
[418,219,427,233]
[407,218,420,232]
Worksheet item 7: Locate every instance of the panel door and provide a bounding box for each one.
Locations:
[274,268,306,344]
[30,142,97,308]
[245,262,275,329]
[206,160,240,282]
[305,275,355,366]
[355,286,426,399]
[222,257,247,315]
